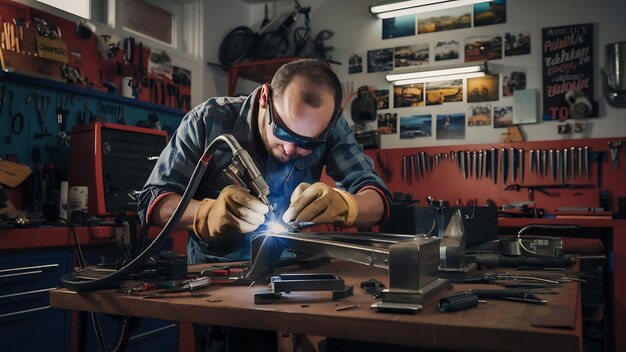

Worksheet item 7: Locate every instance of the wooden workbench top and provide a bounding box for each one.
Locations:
[50,261,582,352]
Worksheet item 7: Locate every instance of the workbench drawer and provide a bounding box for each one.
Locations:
[0,248,71,296]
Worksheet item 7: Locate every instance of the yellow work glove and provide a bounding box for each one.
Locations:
[282,182,358,227]
[193,185,269,241]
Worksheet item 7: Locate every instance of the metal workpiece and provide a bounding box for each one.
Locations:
[270,274,345,293]
[439,210,467,270]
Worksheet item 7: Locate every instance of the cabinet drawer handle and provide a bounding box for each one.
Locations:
[0,305,50,319]
[0,263,60,274]
[0,270,43,279]
[0,286,58,301]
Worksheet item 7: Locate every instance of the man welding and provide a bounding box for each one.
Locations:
[138,59,391,350]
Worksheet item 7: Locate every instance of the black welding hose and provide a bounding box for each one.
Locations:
[59,135,240,291]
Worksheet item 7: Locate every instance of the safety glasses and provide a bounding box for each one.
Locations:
[267,91,342,150]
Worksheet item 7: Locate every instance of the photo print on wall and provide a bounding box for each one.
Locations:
[436,113,466,139]
[435,40,460,61]
[368,48,394,73]
[348,54,363,74]
[502,71,527,97]
[394,44,429,68]
[417,6,471,34]
[465,35,503,62]
[425,79,463,105]
[383,14,416,39]
[473,0,506,27]
[377,112,398,135]
[400,114,432,139]
[468,104,492,126]
[504,30,531,56]
[374,89,390,109]
[494,106,514,128]
[467,74,500,102]
[394,83,425,107]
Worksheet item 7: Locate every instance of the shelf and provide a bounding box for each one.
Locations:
[228,57,300,95]
[0,71,186,115]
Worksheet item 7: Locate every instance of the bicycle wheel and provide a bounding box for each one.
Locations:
[219,26,256,67]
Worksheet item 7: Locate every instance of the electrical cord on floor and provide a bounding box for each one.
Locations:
[58,217,108,352]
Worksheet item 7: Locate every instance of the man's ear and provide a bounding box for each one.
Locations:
[259,83,270,109]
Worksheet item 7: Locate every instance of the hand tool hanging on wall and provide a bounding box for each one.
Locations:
[0,85,6,116]
[8,90,23,135]
[563,148,569,183]
[555,149,562,184]
[583,146,590,179]
[570,147,576,180]
[30,93,51,139]
[608,141,622,169]
[509,148,516,183]
[459,150,466,179]
[518,148,524,183]
[491,148,498,184]
[401,155,407,182]
[541,150,547,178]
[56,94,72,147]
[592,152,605,188]
[529,149,535,175]
[548,149,555,182]
[501,147,508,184]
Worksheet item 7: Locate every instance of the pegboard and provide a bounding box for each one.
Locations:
[357,137,626,215]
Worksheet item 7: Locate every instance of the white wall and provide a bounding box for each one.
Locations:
[205,0,626,148]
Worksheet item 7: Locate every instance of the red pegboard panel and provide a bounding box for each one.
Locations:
[0,0,191,110]
[321,137,626,214]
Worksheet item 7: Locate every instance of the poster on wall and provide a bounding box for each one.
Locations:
[374,89,389,109]
[473,0,506,27]
[502,71,526,97]
[465,35,502,62]
[394,44,429,68]
[400,115,432,139]
[394,83,425,107]
[541,23,594,121]
[504,30,531,56]
[467,74,499,102]
[425,79,463,105]
[494,106,514,128]
[367,48,394,73]
[348,54,363,74]
[436,113,465,139]
[377,112,397,134]
[468,104,492,126]
[383,14,416,39]
[417,6,471,34]
[434,40,460,61]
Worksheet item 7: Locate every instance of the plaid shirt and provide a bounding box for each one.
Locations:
[138,87,391,263]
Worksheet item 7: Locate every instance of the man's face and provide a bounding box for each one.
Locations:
[258,77,336,163]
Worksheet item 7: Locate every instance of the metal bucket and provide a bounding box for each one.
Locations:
[606,41,626,91]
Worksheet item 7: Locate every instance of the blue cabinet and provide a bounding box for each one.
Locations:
[0,248,72,352]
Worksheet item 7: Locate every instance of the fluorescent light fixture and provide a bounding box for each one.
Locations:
[386,62,488,85]
[370,0,493,19]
